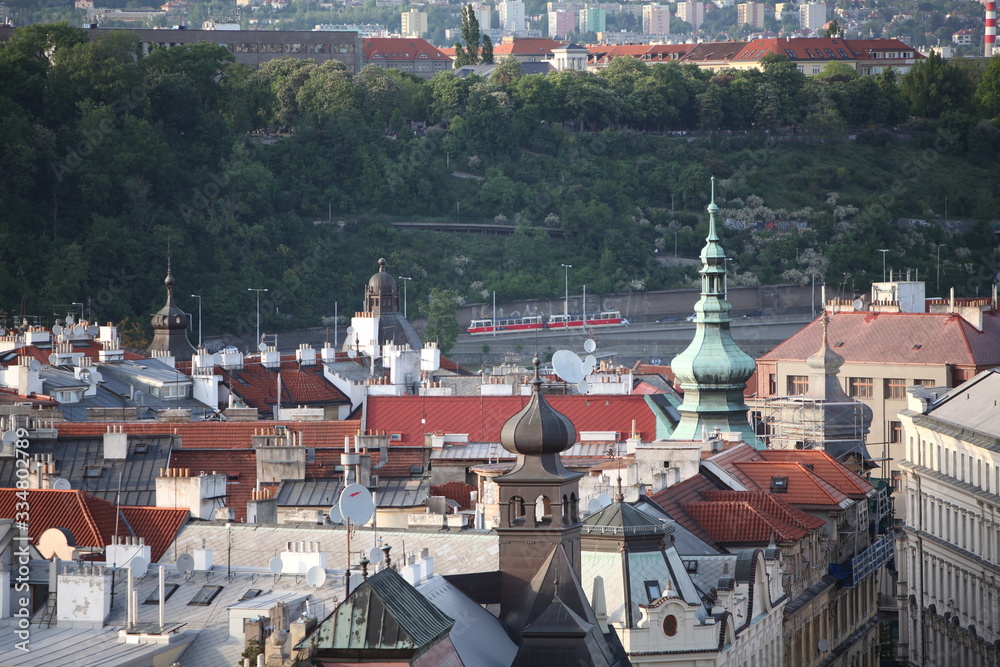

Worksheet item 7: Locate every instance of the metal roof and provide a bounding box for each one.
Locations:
[924,368,1000,438]
[375,478,430,508]
[0,436,172,507]
[274,479,345,508]
[324,360,373,383]
[416,575,518,667]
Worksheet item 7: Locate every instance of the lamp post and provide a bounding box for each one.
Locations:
[248,288,268,347]
[190,294,202,350]
[673,230,679,258]
[560,264,572,316]
[936,244,946,295]
[878,249,889,282]
[398,276,412,319]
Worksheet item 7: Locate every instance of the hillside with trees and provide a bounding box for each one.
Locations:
[1,24,999,343]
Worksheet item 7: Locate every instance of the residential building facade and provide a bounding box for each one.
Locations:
[400,8,428,37]
[895,370,1000,666]
[737,2,767,29]
[799,2,828,33]
[642,3,671,35]
[498,0,526,33]
[676,1,705,30]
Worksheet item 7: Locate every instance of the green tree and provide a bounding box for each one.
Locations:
[974,54,1000,119]
[454,5,492,66]
[423,288,460,354]
[490,56,524,85]
[900,50,974,119]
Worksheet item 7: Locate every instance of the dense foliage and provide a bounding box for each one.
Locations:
[1,24,999,342]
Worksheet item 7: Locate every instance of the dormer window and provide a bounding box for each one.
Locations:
[770,476,788,493]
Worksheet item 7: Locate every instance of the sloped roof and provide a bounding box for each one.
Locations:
[922,368,1000,437]
[0,489,186,559]
[430,481,476,510]
[218,361,349,413]
[729,460,851,507]
[311,567,455,653]
[681,494,823,544]
[701,489,825,532]
[757,449,873,497]
[0,341,144,367]
[587,43,690,64]
[680,41,748,63]
[168,448,257,521]
[493,37,565,56]
[54,420,362,449]
[366,395,657,446]
[363,37,451,61]
[758,311,1000,368]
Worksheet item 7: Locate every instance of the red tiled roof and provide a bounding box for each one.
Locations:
[430,481,476,510]
[759,311,1000,368]
[0,387,56,406]
[757,449,873,497]
[371,447,427,478]
[492,37,566,56]
[0,342,144,367]
[701,490,826,533]
[730,461,850,507]
[363,37,451,61]
[218,361,349,413]
[732,37,922,62]
[586,43,690,64]
[365,395,657,445]
[680,41,748,63]
[648,474,720,545]
[120,506,189,561]
[54,420,362,449]
[169,449,258,521]
[0,488,130,548]
[680,497,818,543]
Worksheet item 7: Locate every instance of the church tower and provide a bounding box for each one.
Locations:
[669,179,759,445]
[145,259,196,361]
[346,258,422,359]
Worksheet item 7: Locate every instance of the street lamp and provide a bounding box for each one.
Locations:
[878,249,889,282]
[935,244,946,295]
[190,294,202,350]
[248,288,268,347]
[398,277,412,319]
[673,230,679,258]
[560,264,572,316]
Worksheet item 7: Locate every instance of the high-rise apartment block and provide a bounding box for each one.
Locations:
[799,2,828,33]
[642,4,671,35]
[578,7,607,34]
[401,8,427,37]
[737,2,767,29]
[498,0,526,33]
[676,1,705,29]
[548,10,577,38]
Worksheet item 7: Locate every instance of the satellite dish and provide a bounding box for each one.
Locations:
[52,324,63,335]
[29,359,41,371]
[87,325,99,336]
[268,556,284,574]
[369,547,383,565]
[2,431,16,446]
[852,299,864,311]
[586,497,603,514]
[651,357,662,365]
[595,493,612,509]
[328,505,343,525]
[131,556,149,579]
[51,477,71,490]
[583,339,596,353]
[73,325,84,337]
[48,354,59,366]
[582,354,597,374]
[339,484,375,525]
[552,349,584,384]
[817,639,830,653]
[577,380,589,393]
[65,315,75,326]
[347,349,357,359]
[176,553,195,574]
[346,326,356,335]
[306,565,327,588]
[257,342,268,353]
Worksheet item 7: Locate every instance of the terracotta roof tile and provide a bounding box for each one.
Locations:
[680,499,813,544]
[756,449,873,497]
[363,37,451,61]
[731,461,851,507]
[217,361,349,413]
[54,420,362,449]
[119,506,189,561]
[0,342,144,368]
[430,481,476,510]
[365,395,657,446]
[168,449,257,521]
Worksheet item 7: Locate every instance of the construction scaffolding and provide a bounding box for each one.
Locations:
[752,396,869,454]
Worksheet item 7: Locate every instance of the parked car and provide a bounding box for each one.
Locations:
[657,316,679,323]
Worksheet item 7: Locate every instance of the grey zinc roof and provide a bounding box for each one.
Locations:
[0,436,172,507]
[416,575,518,667]
[312,568,453,651]
[583,501,669,536]
[375,478,431,508]
[0,625,197,667]
[324,360,374,383]
[924,368,1000,438]
[275,479,345,508]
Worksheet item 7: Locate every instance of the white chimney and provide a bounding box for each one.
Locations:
[193,547,214,571]
[296,344,316,366]
[103,425,127,460]
[262,346,281,369]
[156,468,227,520]
[105,535,151,569]
[57,565,112,627]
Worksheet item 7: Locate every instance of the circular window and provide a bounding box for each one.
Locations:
[662,614,678,636]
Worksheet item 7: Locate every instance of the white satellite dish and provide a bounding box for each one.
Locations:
[852,299,864,311]
[65,315,75,326]
[52,324,63,336]
[347,349,357,359]
[586,497,603,514]
[582,355,597,375]
[817,639,830,653]
[346,326,356,335]
[176,553,195,574]
[47,354,59,366]
[583,339,596,353]
[369,547,383,565]
[73,324,84,337]
[577,380,589,393]
[51,477,71,490]
[306,565,327,588]
[28,359,40,372]
[328,505,344,525]
[651,357,662,365]
[552,349,584,384]
[87,325,98,336]
[595,493,612,509]
[131,556,149,579]
[2,431,17,446]
[268,556,284,574]
[257,342,268,352]
[340,484,375,525]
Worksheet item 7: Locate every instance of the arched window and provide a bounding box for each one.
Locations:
[570,492,579,523]
[535,495,552,526]
[509,495,526,526]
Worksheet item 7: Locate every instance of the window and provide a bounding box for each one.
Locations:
[768,373,777,394]
[84,466,103,478]
[144,584,179,604]
[884,378,906,400]
[261,43,282,53]
[683,559,698,573]
[644,580,662,602]
[915,379,935,387]
[812,65,821,75]
[239,589,263,601]
[188,585,223,606]
[770,476,788,493]
[787,375,808,395]
[663,614,678,636]
[889,421,902,443]
[848,377,874,398]
[235,43,258,53]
